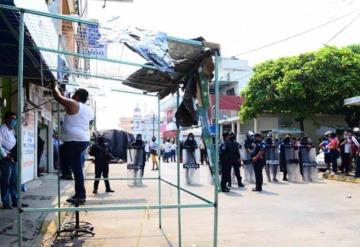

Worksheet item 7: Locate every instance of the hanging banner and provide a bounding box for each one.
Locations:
[87,24,107,57]
[22,110,36,183]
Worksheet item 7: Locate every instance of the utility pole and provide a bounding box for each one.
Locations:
[152,113,155,137]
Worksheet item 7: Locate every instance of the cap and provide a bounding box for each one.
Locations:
[353,127,360,132]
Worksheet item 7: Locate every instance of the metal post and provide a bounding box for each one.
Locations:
[176,87,182,246]
[213,51,220,247]
[157,96,162,229]
[57,35,62,231]
[57,102,61,230]
[16,10,25,247]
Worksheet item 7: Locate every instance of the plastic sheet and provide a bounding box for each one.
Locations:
[182,149,200,185]
[301,148,318,182]
[126,148,144,186]
[99,27,175,73]
[265,146,280,182]
[285,147,302,182]
[241,148,255,183]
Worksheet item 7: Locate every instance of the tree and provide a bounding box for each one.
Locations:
[240,44,360,130]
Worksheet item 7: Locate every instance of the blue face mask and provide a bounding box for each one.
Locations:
[10,119,17,128]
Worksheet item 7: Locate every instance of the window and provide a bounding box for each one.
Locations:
[226,88,235,95]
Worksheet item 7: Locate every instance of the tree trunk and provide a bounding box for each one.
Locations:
[299,119,304,132]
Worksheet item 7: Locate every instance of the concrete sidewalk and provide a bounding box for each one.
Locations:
[0,172,75,247]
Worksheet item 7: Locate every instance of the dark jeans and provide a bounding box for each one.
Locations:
[221,163,231,190]
[170,150,176,162]
[330,150,338,173]
[62,141,89,198]
[355,155,360,178]
[341,153,351,174]
[253,160,265,190]
[94,162,111,190]
[60,144,72,176]
[200,149,207,165]
[0,159,17,206]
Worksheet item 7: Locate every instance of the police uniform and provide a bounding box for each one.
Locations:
[251,140,266,191]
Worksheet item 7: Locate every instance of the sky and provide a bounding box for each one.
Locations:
[86,0,360,129]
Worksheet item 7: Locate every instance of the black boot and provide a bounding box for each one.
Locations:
[93,181,99,194]
[238,177,245,187]
[105,180,114,193]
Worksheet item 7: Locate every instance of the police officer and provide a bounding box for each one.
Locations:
[265,132,279,182]
[279,135,291,181]
[251,133,266,192]
[220,132,231,192]
[89,135,114,194]
[227,132,245,188]
[129,134,146,177]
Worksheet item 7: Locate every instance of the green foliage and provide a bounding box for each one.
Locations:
[240,44,360,127]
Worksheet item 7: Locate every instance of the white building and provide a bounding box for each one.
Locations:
[132,105,159,142]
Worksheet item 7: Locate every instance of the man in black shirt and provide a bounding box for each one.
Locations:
[251,133,266,192]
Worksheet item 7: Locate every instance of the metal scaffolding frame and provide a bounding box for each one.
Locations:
[0,4,220,247]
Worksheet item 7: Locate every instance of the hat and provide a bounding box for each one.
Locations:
[324,131,332,136]
[247,131,255,136]
[254,133,262,138]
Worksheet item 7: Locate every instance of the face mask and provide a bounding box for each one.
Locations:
[10,119,17,128]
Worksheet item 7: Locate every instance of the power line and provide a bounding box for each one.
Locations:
[236,8,360,56]
[325,12,360,44]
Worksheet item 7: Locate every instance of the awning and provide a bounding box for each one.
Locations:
[344,96,360,106]
[0,1,55,81]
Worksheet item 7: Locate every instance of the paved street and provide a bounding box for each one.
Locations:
[49,160,360,247]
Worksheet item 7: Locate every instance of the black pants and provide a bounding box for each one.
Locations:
[341,153,351,174]
[60,144,72,176]
[221,163,231,190]
[330,150,338,173]
[280,156,287,179]
[253,160,265,190]
[200,149,207,165]
[232,164,242,186]
[94,162,111,191]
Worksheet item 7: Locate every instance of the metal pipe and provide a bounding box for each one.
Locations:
[22,203,213,213]
[56,35,62,232]
[176,86,182,246]
[157,95,162,229]
[16,10,24,247]
[213,51,220,247]
[84,177,158,181]
[0,4,96,25]
[111,88,158,97]
[160,178,213,205]
[38,46,160,71]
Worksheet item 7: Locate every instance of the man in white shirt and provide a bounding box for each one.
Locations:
[0,112,28,209]
[52,82,92,205]
[164,139,172,163]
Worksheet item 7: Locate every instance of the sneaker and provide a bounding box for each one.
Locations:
[238,183,245,188]
[105,189,115,193]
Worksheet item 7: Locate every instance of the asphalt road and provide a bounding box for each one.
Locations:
[52,160,360,247]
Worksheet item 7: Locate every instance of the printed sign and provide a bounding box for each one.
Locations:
[87,24,107,58]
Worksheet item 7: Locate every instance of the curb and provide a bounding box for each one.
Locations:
[323,173,360,183]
